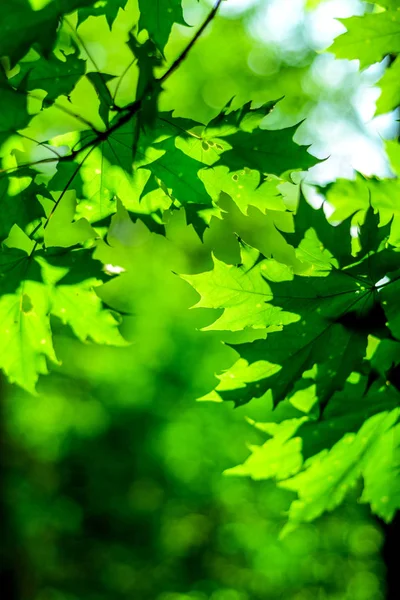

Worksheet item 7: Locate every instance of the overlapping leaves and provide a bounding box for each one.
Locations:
[178,1,400,528]
[187,196,400,404]
[185,191,400,525]
[0,0,316,392]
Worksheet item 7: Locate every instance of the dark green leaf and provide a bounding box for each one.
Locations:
[10,47,86,105]
[216,123,319,176]
[0,0,97,67]
[138,0,187,53]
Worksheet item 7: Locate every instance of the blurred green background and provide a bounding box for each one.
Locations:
[1,227,387,600]
[1,0,396,598]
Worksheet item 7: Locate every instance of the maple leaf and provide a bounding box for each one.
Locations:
[136,99,311,206]
[10,46,86,106]
[206,97,280,135]
[329,11,400,68]
[77,0,129,29]
[0,0,98,67]
[141,136,210,205]
[221,269,371,408]
[86,72,117,127]
[318,174,400,245]
[182,246,295,331]
[225,370,400,529]
[280,409,400,531]
[0,168,48,241]
[0,280,58,393]
[43,190,96,248]
[138,0,188,54]
[188,197,400,410]
[0,237,126,392]
[216,123,318,176]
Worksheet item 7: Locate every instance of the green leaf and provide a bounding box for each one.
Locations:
[49,272,127,346]
[318,174,400,246]
[361,421,400,521]
[225,418,306,481]
[216,123,318,176]
[138,0,187,53]
[0,279,57,393]
[65,121,141,222]
[0,168,47,241]
[280,410,400,532]
[329,11,400,68]
[182,246,295,331]
[131,99,295,208]
[376,55,400,115]
[373,1,400,9]
[48,159,85,199]
[77,0,129,29]
[142,137,210,205]
[0,70,30,152]
[206,97,280,134]
[357,204,392,258]
[225,369,400,530]
[40,246,127,350]
[0,240,42,296]
[43,190,96,248]
[0,0,98,67]
[127,34,162,127]
[228,287,369,408]
[186,196,399,409]
[284,192,354,269]
[11,47,86,106]
[0,240,126,391]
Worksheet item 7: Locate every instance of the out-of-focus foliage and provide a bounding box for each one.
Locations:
[2,231,386,599]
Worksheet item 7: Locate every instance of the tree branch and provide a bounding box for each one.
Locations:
[2,0,224,251]
[158,0,224,84]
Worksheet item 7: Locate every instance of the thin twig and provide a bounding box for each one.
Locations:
[3,0,223,178]
[28,145,96,257]
[158,0,223,84]
[17,133,63,159]
[112,58,137,105]
[11,85,100,132]
[64,17,113,102]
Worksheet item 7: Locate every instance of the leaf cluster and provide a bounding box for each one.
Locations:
[183,0,400,529]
